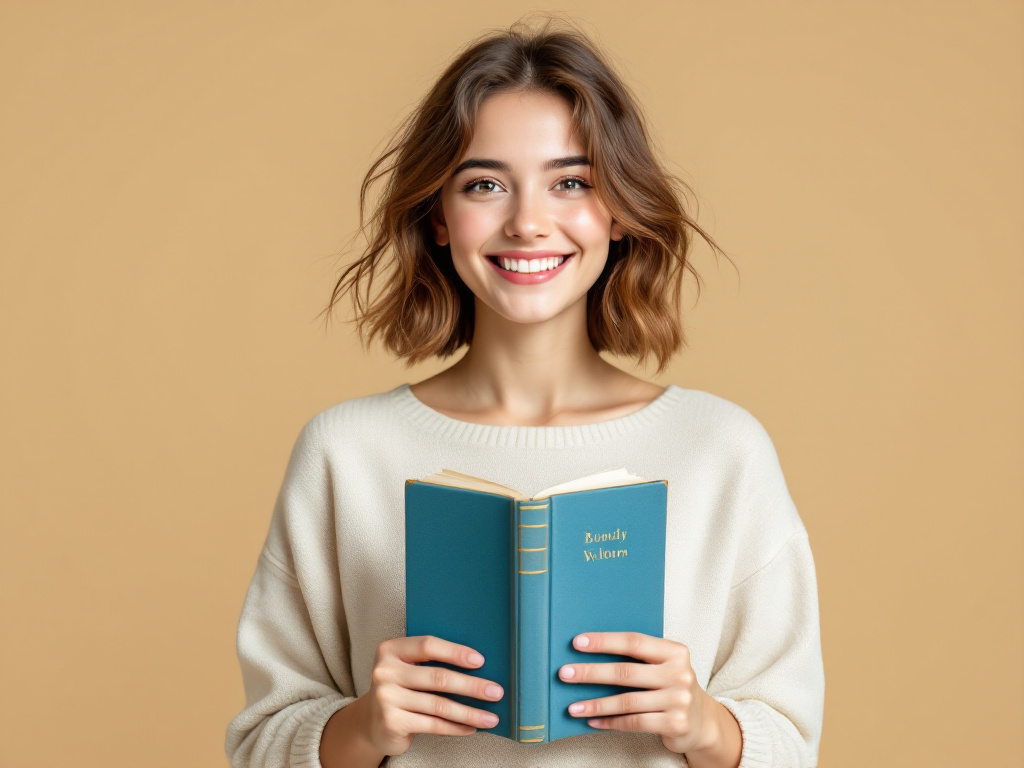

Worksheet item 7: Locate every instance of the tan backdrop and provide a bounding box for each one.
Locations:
[1,2,1021,766]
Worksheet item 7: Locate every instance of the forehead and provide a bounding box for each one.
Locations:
[462,90,584,160]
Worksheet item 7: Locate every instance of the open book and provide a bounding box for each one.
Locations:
[411,466,653,500]
[405,467,667,744]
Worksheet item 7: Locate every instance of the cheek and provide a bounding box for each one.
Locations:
[445,203,496,247]
[563,204,614,240]
[444,207,490,285]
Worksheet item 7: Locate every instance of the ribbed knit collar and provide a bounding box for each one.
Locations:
[389,382,686,449]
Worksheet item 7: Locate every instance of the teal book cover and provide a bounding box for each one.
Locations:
[405,468,667,744]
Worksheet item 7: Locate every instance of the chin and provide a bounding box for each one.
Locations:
[482,296,586,328]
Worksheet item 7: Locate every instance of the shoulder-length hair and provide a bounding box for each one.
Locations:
[321,16,728,375]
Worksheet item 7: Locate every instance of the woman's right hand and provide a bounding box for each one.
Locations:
[363,635,505,757]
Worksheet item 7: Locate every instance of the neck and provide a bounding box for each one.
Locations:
[442,296,624,422]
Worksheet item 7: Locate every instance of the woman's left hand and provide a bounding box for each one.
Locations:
[559,631,715,755]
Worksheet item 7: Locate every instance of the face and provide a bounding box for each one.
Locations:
[431,89,624,328]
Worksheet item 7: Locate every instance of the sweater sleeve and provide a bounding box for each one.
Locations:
[708,529,824,767]
[225,416,359,768]
[704,415,825,767]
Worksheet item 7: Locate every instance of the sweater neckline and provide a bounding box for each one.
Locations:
[390,382,685,448]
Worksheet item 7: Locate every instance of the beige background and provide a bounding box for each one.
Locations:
[1,2,1021,766]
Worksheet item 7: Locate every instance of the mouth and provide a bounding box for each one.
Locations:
[486,254,573,274]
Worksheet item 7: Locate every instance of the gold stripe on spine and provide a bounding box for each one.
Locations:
[520,738,543,743]
[518,521,548,573]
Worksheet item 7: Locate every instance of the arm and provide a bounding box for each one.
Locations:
[224,548,359,768]
[703,409,826,767]
[684,694,743,768]
[705,527,825,767]
[319,698,388,768]
[225,417,361,768]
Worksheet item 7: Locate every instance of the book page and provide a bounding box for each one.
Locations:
[532,467,649,499]
[414,469,525,499]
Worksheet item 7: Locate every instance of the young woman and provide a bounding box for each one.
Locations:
[226,19,824,768]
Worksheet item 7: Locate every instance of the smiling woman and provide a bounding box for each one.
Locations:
[225,15,825,768]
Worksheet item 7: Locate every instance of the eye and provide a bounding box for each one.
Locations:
[554,176,593,193]
[461,178,503,194]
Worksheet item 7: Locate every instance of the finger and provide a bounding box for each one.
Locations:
[401,663,504,702]
[401,710,479,737]
[586,711,675,734]
[573,632,684,664]
[399,689,501,730]
[566,688,678,719]
[387,635,486,668]
[558,660,663,689]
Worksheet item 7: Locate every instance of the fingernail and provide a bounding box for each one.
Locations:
[560,665,575,679]
[482,714,499,726]
[468,652,484,666]
[575,635,590,648]
[568,703,584,714]
[485,684,503,699]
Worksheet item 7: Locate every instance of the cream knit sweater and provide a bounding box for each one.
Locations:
[225,383,825,767]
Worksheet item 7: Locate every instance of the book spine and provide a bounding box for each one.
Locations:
[514,499,550,744]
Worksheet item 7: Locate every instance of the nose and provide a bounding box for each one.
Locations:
[504,185,551,240]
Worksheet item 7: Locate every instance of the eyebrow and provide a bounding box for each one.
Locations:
[450,155,590,177]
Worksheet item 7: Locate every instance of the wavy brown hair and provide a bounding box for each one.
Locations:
[320,16,730,374]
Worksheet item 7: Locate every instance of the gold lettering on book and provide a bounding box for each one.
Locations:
[583,547,628,562]
[583,529,629,562]
[584,528,627,544]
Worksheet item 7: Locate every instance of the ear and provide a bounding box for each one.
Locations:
[610,220,625,242]
[431,202,450,247]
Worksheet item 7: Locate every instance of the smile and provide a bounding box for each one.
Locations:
[485,254,574,285]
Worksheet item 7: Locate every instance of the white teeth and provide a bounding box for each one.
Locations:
[499,256,566,273]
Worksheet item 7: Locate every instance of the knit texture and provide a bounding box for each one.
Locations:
[225,383,825,767]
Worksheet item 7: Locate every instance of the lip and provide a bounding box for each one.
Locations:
[486,252,573,285]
